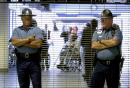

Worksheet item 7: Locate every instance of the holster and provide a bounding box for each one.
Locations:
[93,53,97,67]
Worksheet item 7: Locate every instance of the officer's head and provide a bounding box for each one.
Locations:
[19,8,36,27]
[70,26,78,41]
[90,19,98,29]
[100,9,113,29]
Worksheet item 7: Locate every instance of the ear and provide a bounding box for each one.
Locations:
[21,17,23,21]
[111,18,113,22]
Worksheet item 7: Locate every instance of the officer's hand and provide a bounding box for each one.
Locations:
[27,35,35,42]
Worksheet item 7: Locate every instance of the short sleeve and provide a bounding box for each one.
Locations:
[114,29,123,43]
[92,31,98,42]
[35,27,44,40]
[11,28,19,39]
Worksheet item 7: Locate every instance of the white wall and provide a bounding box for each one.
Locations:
[0,3,9,70]
[118,13,130,87]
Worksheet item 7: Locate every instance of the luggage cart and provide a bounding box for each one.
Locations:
[55,45,81,72]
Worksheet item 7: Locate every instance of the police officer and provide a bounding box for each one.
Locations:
[91,9,123,88]
[11,8,43,88]
[81,19,98,87]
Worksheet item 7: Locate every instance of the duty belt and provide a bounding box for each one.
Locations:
[17,52,38,59]
[98,60,112,65]
[25,52,29,58]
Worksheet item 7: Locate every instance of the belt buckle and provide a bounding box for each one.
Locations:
[25,52,29,58]
[106,61,110,65]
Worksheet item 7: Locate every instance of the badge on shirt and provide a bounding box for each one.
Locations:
[97,29,103,39]
[96,29,102,35]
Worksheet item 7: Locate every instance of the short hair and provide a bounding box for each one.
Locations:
[86,23,91,27]
[91,19,98,28]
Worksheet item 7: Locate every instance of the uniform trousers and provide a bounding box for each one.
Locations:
[16,52,41,88]
[91,56,120,88]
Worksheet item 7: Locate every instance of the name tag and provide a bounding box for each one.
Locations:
[99,35,102,38]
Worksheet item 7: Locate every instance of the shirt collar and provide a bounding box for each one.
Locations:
[102,27,112,32]
[19,25,34,30]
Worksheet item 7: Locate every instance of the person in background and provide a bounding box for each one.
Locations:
[60,25,69,43]
[11,8,43,88]
[41,24,51,70]
[112,23,120,30]
[32,19,37,27]
[57,26,80,69]
[81,19,98,87]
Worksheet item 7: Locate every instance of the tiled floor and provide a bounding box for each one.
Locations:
[6,64,130,88]
[0,72,8,88]
[6,67,88,88]
[2,67,116,88]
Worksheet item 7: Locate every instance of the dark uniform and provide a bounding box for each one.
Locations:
[81,19,97,87]
[41,24,50,70]
[11,8,43,88]
[91,9,123,88]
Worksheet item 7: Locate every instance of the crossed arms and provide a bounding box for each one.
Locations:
[91,37,121,50]
[12,36,42,48]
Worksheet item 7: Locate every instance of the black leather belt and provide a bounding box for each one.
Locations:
[16,52,38,59]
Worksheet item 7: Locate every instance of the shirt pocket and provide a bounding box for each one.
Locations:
[19,30,27,39]
[28,30,36,37]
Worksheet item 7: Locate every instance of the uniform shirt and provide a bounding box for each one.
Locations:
[92,28,123,60]
[11,26,43,54]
